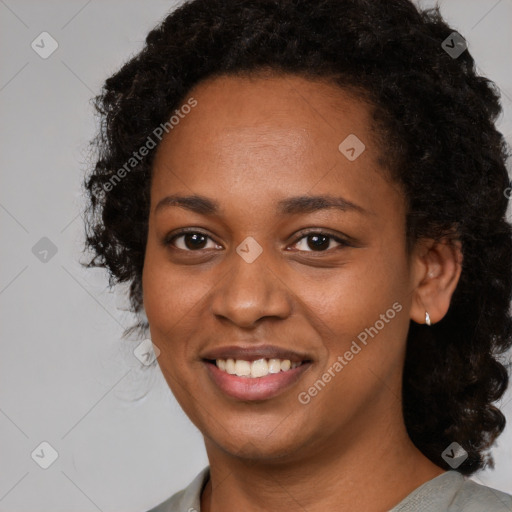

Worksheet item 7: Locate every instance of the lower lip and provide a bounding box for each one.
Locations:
[204,361,312,401]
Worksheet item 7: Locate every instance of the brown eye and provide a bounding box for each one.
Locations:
[292,232,350,252]
[165,231,220,251]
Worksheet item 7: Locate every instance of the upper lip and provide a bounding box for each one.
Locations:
[201,344,312,363]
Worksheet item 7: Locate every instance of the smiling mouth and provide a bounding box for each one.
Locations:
[203,357,313,401]
[205,358,309,378]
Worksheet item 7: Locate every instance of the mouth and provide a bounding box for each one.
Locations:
[207,357,306,377]
[202,350,313,401]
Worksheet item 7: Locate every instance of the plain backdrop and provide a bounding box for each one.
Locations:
[1,0,511,510]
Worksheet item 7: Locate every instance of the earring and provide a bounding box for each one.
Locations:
[425,311,431,326]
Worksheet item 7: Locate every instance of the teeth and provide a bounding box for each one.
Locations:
[225,358,236,374]
[234,359,251,376]
[215,358,302,378]
[250,358,268,378]
[268,358,281,374]
[280,359,291,371]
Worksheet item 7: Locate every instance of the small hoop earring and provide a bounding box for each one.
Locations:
[425,311,431,326]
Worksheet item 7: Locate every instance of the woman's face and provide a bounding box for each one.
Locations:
[142,74,419,461]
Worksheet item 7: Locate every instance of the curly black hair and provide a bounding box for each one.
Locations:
[82,0,512,476]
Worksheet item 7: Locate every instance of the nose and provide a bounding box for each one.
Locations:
[210,248,293,328]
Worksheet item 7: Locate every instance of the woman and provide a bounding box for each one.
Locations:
[83,0,512,510]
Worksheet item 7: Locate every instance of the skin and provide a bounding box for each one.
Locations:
[142,73,463,512]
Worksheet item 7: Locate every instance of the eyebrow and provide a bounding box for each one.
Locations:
[154,193,372,216]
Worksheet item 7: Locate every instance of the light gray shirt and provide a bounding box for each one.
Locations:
[147,466,512,511]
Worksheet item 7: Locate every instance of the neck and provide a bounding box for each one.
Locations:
[200,403,444,512]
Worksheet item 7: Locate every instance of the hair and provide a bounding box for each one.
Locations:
[83,0,512,475]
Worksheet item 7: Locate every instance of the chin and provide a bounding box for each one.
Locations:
[206,424,311,462]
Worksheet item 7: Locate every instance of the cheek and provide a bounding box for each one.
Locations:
[298,266,408,420]
[141,245,213,366]
[309,249,408,346]
[142,240,207,325]
[301,257,411,409]
[142,255,208,408]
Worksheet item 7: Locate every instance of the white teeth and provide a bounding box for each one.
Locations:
[268,358,281,374]
[215,358,302,378]
[234,359,251,376]
[250,358,268,378]
[225,358,236,374]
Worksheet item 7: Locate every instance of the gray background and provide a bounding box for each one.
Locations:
[0,1,511,510]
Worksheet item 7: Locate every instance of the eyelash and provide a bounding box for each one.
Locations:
[163,228,351,253]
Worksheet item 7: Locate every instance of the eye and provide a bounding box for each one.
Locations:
[163,229,351,253]
[291,231,350,252]
[164,229,221,251]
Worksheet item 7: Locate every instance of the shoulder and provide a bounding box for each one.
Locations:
[145,467,511,511]
[391,471,512,512]
[145,466,210,512]
[451,477,512,511]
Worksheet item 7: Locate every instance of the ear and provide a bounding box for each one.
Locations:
[410,236,463,325]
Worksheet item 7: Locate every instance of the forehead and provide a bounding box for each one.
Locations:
[188,72,370,119]
[150,73,400,218]
[164,73,374,148]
